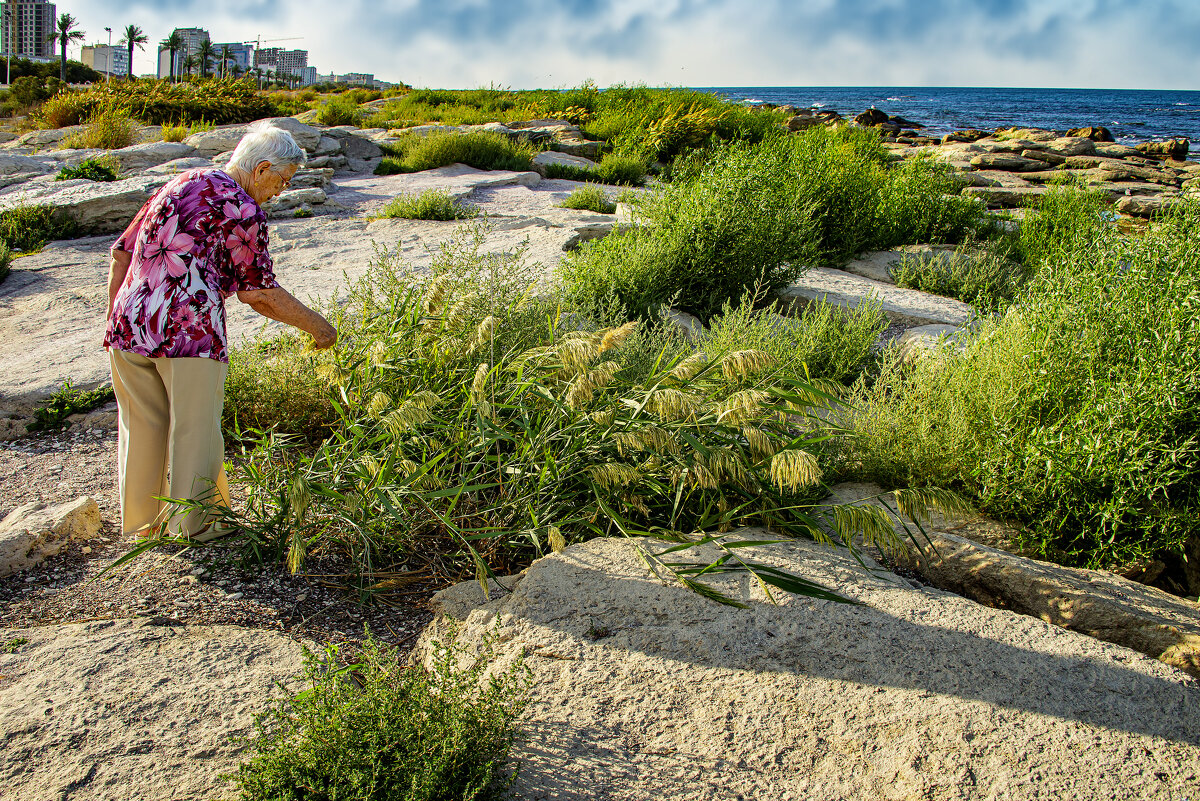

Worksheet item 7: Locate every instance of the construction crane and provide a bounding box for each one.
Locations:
[241,36,304,89]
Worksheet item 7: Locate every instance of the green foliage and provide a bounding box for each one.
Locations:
[40,79,276,127]
[559,186,616,214]
[0,205,76,252]
[0,243,12,285]
[379,189,481,221]
[1015,181,1113,266]
[225,333,339,440]
[892,246,1032,313]
[0,56,99,84]
[160,122,188,142]
[1,636,29,654]
[27,381,115,432]
[37,90,88,128]
[293,208,314,219]
[843,193,1200,572]
[56,156,119,182]
[560,129,985,321]
[10,74,65,107]
[314,93,363,127]
[62,106,137,149]
[374,131,536,175]
[544,154,647,186]
[234,632,529,801]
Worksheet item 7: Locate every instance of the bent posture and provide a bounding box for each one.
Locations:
[104,122,336,539]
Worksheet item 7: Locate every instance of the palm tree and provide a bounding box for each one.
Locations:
[46,13,85,82]
[159,31,183,83]
[196,39,216,80]
[182,54,198,79]
[218,44,233,79]
[118,24,148,81]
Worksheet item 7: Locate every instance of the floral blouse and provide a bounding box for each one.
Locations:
[103,168,279,363]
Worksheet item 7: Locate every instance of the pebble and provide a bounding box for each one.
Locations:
[225,592,244,601]
[80,546,92,554]
[180,575,198,585]
[296,593,308,602]
[190,567,205,576]
[173,600,189,608]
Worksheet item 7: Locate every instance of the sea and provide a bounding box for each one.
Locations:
[692,87,1200,144]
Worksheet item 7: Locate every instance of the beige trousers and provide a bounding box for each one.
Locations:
[109,349,230,539]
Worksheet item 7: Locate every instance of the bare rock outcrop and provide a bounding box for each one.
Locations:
[418,536,1200,801]
[0,496,100,575]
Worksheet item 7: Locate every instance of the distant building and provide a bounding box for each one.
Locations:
[81,43,129,78]
[254,47,306,73]
[211,41,252,75]
[1,0,56,61]
[297,65,316,87]
[156,27,209,79]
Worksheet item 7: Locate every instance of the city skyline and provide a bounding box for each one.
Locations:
[25,0,1200,90]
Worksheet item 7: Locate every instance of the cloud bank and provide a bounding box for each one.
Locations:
[64,0,1200,89]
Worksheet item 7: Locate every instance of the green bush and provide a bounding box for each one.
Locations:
[27,381,114,432]
[375,131,536,175]
[63,106,137,149]
[559,186,616,214]
[893,246,1031,313]
[38,90,88,128]
[0,243,12,285]
[314,94,363,127]
[41,79,275,127]
[843,193,1200,574]
[379,189,481,221]
[544,154,646,187]
[234,633,529,801]
[224,333,338,439]
[0,205,75,252]
[560,129,985,322]
[56,156,119,182]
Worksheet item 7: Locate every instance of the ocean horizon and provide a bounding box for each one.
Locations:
[691,86,1200,144]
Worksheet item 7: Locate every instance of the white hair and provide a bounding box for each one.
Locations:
[226,121,307,174]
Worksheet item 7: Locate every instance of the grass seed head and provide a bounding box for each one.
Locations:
[716,389,769,425]
[721,349,777,383]
[668,351,708,382]
[770,448,822,493]
[598,321,638,354]
[587,462,642,490]
[648,388,702,421]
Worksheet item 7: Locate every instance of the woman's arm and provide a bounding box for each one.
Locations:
[107,249,132,320]
[236,286,337,349]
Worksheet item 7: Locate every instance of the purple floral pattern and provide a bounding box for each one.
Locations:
[104,169,279,362]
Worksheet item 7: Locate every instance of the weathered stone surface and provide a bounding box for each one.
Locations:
[532,150,599,176]
[111,141,197,172]
[551,138,604,160]
[663,308,704,340]
[1137,138,1190,161]
[0,619,307,801]
[0,175,169,234]
[418,536,1200,801]
[995,127,1058,142]
[0,496,100,576]
[289,167,334,189]
[13,126,83,149]
[562,220,618,251]
[1041,136,1097,156]
[969,153,1050,172]
[1093,142,1142,159]
[1066,126,1115,142]
[1116,194,1180,218]
[839,244,958,285]
[263,187,327,215]
[1097,163,1181,186]
[144,156,215,174]
[824,482,1200,677]
[854,108,889,126]
[1020,148,1065,165]
[778,266,973,327]
[895,323,967,363]
[307,154,348,170]
[0,153,53,176]
[185,117,323,156]
[961,185,1047,207]
[942,129,989,143]
[320,125,385,160]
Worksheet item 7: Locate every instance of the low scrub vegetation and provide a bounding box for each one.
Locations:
[375,131,536,175]
[559,127,983,322]
[62,106,137,150]
[39,79,275,128]
[0,243,12,285]
[892,246,1031,313]
[544,153,647,186]
[0,205,75,252]
[27,381,114,432]
[379,189,481,221]
[234,633,529,801]
[314,93,364,127]
[559,186,616,214]
[56,156,119,182]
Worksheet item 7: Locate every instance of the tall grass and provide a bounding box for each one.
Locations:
[0,205,75,252]
[378,190,481,221]
[559,186,616,214]
[375,131,536,175]
[314,93,363,127]
[543,153,646,186]
[62,105,137,149]
[843,192,1200,577]
[560,127,984,322]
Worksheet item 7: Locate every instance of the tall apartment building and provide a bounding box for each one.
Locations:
[81,43,129,77]
[210,41,252,74]
[1,0,56,61]
[156,26,209,79]
[253,46,307,75]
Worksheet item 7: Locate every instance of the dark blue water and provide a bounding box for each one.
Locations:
[693,87,1200,144]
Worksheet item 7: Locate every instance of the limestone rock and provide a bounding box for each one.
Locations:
[961,185,1047,208]
[561,220,619,251]
[1066,126,1115,142]
[532,150,599,176]
[551,138,604,160]
[320,126,385,160]
[994,127,1057,142]
[1097,162,1180,186]
[185,117,323,157]
[264,187,327,215]
[289,167,334,189]
[0,154,53,176]
[0,496,100,575]
[1094,142,1142,159]
[312,135,342,157]
[418,536,1200,801]
[663,308,704,340]
[824,483,1200,677]
[14,126,83,149]
[307,154,348,170]
[0,174,170,235]
[0,619,307,800]
[1020,148,1066,166]
[895,323,967,363]
[144,157,214,174]
[854,108,889,126]
[111,141,197,172]
[1041,136,1097,157]
[777,266,973,327]
[969,154,1050,172]
[839,244,958,285]
[1116,194,1179,218]
[1137,138,1190,161]
[942,129,989,143]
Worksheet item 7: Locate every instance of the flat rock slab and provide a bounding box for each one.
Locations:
[0,619,307,801]
[962,185,1048,207]
[0,496,99,576]
[420,536,1200,801]
[839,244,958,285]
[778,266,973,327]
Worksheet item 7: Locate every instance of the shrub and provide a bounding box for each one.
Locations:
[544,154,647,187]
[0,205,75,252]
[161,122,189,142]
[315,94,363,127]
[892,246,1031,313]
[224,333,338,439]
[0,243,12,285]
[56,156,119,182]
[27,381,114,432]
[10,74,63,107]
[38,91,88,128]
[374,131,536,175]
[63,106,136,150]
[293,207,313,219]
[234,633,529,801]
[379,189,481,221]
[559,186,616,214]
[43,79,275,126]
[843,194,1200,575]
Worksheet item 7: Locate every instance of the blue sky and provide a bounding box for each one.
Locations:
[61,0,1199,89]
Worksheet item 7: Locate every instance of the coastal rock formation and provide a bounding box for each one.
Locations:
[417,536,1200,801]
[532,150,599,176]
[778,266,974,327]
[0,175,170,234]
[0,619,307,801]
[0,496,100,576]
[111,141,197,172]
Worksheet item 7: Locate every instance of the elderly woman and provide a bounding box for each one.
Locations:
[104,121,336,540]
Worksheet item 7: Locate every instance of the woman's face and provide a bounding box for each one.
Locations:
[248,161,299,205]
